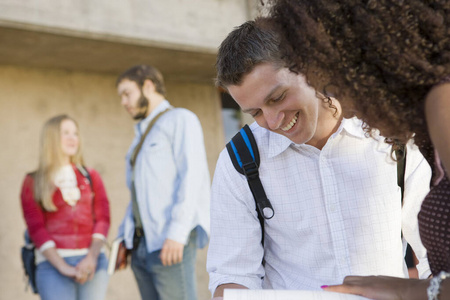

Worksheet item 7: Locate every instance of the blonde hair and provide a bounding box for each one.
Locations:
[33,114,85,211]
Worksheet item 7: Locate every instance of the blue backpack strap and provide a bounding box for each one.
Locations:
[226,125,274,246]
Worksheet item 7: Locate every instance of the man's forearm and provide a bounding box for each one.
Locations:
[213,283,248,298]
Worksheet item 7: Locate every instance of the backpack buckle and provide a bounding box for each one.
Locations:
[257,200,275,219]
[242,161,259,179]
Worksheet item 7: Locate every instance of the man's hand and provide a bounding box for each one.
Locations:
[160,239,184,266]
[116,241,130,271]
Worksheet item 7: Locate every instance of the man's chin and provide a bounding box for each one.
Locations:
[132,112,147,120]
[284,132,308,145]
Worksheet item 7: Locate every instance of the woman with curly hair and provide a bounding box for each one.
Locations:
[268,0,450,299]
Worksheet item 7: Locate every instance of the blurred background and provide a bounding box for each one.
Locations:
[0,1,260,299]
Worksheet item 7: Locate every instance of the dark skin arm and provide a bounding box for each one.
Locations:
[212,283,248,299]
[425,83,450,175]
[322,274,450,300]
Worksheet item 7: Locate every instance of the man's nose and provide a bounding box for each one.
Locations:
[265,109,284,131]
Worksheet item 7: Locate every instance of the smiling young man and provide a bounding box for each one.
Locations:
[206,19,432,298]
[227,62,341,149]
[115,64,211,300]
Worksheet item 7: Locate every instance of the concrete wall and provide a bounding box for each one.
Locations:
[0,64,224,300]
[0,0,252,52]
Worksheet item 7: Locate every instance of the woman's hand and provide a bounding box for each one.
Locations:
[75,253,97,284]
[322,275,429,300]
[75,237,104,284]
[57,262,78,278]
[41,246,77,278]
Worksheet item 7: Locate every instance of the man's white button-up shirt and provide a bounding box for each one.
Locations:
[207,118,431,293]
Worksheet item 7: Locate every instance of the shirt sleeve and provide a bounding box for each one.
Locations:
[207,150,265,294]
[401,141,432,279]
[89,169,111,239]
[117,200,132,238]
[166,110,211,244]
[20,175,54,248]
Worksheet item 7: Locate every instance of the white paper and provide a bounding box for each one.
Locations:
[223,289,371,300]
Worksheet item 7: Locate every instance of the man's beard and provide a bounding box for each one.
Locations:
[133,93,149,120]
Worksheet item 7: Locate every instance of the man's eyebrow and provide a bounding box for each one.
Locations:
[118,88,129,95]
[241,84,282,114]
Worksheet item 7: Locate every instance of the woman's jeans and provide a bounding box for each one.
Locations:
[131,231,198,300]
[36,253,109,300]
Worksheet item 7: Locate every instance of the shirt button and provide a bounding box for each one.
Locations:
[329,204,336,212]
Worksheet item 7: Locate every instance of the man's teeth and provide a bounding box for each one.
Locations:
[281,114,298,132]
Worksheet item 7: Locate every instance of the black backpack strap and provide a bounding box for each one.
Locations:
[393,141,407,205]
[393,141,416,267]
[226,125,274,246]
[76,165,96,219]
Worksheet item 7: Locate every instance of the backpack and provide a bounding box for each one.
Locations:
[21,165,93,294]
[226,125,407,247]
[21,230,38,293]
[226,124,274,246]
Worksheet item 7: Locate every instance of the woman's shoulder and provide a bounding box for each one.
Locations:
[21,171,37,196]
[77,165,103,183]
[23,171,37,182]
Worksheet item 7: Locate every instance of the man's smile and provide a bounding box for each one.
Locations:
[281,112,299,132]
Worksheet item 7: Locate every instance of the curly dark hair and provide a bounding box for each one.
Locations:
[268,0,450,146]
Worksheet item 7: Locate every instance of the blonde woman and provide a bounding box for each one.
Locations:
[20,114,110,300]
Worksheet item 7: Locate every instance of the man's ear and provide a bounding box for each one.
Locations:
[142,79,156,97]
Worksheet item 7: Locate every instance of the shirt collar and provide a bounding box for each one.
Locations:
[266,117,367,159]
[135,100,171,135]
[340,117,368,139]
[267,129,295,159]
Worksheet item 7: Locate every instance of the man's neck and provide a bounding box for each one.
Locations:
[307,99,343,150]
[144,96,165,118]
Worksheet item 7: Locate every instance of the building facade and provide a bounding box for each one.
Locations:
[0,1,260,299]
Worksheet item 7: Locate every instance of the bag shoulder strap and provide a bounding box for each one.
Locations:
[128,107,172,233]
[393,141,407,205]
[130,107,172,167]
[226,125,274,246]
[393,141,407,242]
[77,165,93,191]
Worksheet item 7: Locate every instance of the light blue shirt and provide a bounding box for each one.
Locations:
[118,100,210,252]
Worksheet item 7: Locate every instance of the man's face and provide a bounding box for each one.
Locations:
[227,62,323,146]
[117,79,148,120]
